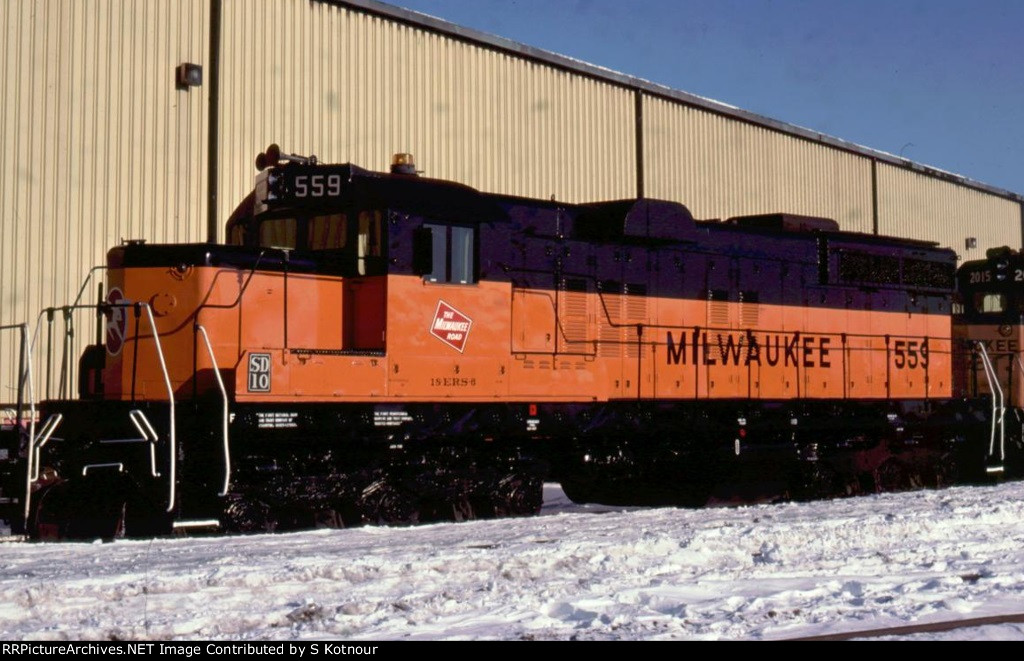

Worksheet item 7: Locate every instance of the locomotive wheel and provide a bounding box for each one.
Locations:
[931,453,960,488]
[839,473,864,497]
[418,494,475,523]
[31,478,129,542]
[670,480,715,508]
[559,478,597,505]
[222,496,278,534]
[64,502,126,542]
[875,459,910,492]
[124,508,172,538]
[451,496,475,522]
[793,462,842,501]
[490,474,543,517]
[29,482,75,541]
[359,481,420,525]
[313,508,344,529]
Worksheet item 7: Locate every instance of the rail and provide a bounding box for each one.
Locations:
[789,612,1024,641]
[975,342,1005,471]
[195,325,231,496]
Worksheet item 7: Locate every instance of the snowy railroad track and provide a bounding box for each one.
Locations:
[3,482,1024,640]
[792,613,1024,641]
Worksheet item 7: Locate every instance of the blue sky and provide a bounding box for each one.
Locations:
[391,0,1023,195]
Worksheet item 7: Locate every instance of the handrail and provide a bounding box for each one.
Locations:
[82,462,124,476]
[52,266,107,399]
[23,413,62,523]
[29,414,63,481]
[127,409,161,478]
[195,325,231,496]
[976,344,1002,456]
[1,324,35,439]
[138,304,176,513]
[0,323,35,527]
[975,342,1005,466]
[69,266,108,308]
[27,301,178,513]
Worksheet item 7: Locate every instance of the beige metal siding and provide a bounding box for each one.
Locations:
[217,0,636,228]
[877,163,1021,260]
[643,95,874,230]
[0,0,208,395]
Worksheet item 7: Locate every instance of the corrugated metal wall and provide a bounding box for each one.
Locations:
[0,0,209,398]
[642,96,875,230]
[877,163,1021,261]
[216,0,636,229]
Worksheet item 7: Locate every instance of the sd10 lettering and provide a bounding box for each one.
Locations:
[248,353,272,392]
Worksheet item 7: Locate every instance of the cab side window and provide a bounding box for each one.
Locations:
[357,211,384,276]
[450,226,474,284]
[422,223,476,284]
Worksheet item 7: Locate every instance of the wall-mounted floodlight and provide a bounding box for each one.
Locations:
[176,63,202,89]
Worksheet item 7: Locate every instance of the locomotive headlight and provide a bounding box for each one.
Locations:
[265,171,280,202]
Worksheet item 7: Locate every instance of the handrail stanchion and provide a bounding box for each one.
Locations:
[195,325,231,496]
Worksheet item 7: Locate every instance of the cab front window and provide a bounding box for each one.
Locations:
[241,209,386,276]
[309,213,347,250]
[258,218,298,250]
[973,292,1007,314]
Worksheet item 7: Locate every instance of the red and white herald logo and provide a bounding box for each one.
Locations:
[430,300,473,353]
[105,287,128,356]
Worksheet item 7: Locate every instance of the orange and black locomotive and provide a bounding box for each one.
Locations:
[1,147,1019,538]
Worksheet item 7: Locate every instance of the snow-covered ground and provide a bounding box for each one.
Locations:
[3,482,1024,640]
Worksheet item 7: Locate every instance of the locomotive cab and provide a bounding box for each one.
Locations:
[956,247,1024,408]
[225,200,390,353]
[92,149,504,405]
